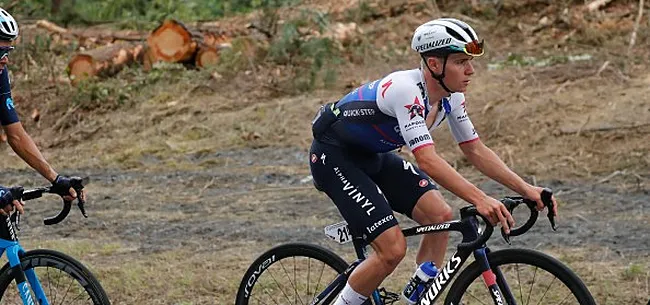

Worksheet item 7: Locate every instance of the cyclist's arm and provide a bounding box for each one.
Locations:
[459,140,556,214]
[0,67,58,183]
[413,144,487,205]
[450,96,555,213]
[459,139,532,197]
[4,122,58,182]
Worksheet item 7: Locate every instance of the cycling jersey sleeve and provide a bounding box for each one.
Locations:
[0,67,19,126]
[446,93,478,144]
[379,77,434,152]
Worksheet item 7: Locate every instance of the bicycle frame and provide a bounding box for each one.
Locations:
[0,216,50,305]
[312,208,509,305]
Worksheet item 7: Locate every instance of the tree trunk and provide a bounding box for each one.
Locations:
[67,41,145,84]
[51,0,63,14]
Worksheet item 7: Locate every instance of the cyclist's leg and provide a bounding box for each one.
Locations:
[411,190,453,266]
[309,140,406,301]
[370,153,452,267]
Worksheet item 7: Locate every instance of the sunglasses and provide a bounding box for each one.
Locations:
[451,40,484,56]
[0,46,14,60]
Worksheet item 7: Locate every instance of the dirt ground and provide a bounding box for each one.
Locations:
[0,0,649,304]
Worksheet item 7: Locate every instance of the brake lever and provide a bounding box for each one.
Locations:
[499,197,518,245]
[77,196,88,218]
[501,229,511,245]
[71,177,88,218]
[541,188,556,231]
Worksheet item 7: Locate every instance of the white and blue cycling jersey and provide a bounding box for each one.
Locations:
[329,68,478,153]
[0,66,19,126]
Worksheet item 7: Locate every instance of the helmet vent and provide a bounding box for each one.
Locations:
[1,22,10,34]
[445,27,465,42]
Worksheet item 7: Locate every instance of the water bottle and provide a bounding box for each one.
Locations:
[402,261,438,304]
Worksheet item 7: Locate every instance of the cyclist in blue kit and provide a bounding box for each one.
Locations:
[309,18,558,305]
[0,8,84,214]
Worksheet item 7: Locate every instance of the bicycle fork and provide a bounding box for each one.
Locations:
[1,241,50,305]
[474,247,516,305]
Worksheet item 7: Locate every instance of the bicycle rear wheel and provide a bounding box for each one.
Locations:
[445,248,595,305]
[235,243,348,305]
[0,249,110,305]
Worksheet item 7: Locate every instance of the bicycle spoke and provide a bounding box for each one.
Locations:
[68,290,92,304]
[52,266,61,305]
[465,289,490,305]
[524,266,538,305]
[516,263,523,304]
[307,258,311,298]
[556,290,576,305]
[267,264,297,305]
[534,276,557,305]
[311,261,327,303]
[55,274,77,304]
[47,267,54,305]
[293,257,297,304]
[279,259,305,305]
[251,286,282,305]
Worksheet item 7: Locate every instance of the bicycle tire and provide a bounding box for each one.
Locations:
[235,243,349,305]
[444,248,595,305]
[0,249,111,305]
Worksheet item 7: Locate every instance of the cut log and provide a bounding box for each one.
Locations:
[67,41,145,84]
[147,19,233,68]
[147,19,201,65]
[195,45,220,68]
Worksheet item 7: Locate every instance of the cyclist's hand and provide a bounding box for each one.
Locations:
[476,196,514,234]
[0,186,23,216]
[1,200,23,216]
[52,175,84,202]
[524,186,558,216]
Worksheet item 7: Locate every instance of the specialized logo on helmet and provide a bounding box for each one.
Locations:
[404,97,425,119]
[415,38,452,52]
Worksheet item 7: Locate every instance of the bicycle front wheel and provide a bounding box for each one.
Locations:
[445,248,595,305]
[235,243,349,305]
[0,249,110,305]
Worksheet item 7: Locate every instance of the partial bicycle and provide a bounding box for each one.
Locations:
[0,178,110,305]
[236,189,595,305]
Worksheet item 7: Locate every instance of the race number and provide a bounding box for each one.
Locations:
[324,221,353,244]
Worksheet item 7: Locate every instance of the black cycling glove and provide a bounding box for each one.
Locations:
[0,186,15,208]
[51,175,74,197]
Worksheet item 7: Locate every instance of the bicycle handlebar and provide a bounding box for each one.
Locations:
[8,177,88,225]
[457,188,556,250]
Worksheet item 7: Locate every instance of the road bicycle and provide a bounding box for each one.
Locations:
[0,178,110,305]
[236,189,596,305]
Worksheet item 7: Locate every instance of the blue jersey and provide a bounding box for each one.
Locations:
[0,66,19,126]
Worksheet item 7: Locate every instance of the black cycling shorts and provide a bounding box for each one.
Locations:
[309,139,438,242]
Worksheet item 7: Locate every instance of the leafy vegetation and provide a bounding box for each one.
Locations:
[7,0,298,27]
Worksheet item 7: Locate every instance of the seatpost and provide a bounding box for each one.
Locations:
[352,238,368,259]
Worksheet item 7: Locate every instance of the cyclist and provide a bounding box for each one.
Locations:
[309,17,558,305]
[0,8,83,212]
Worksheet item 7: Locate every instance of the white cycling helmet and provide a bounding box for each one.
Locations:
[0,8,19,41]
[411,18,483,57]
[411,18,483,93]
